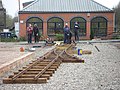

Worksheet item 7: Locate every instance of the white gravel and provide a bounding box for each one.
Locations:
[0,43,120,90]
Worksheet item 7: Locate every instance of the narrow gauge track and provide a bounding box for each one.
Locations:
[3,44,84,84]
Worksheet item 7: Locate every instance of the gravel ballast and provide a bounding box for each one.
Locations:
[0,42,120,90]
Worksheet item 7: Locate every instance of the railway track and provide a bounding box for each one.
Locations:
[3,44,84,84]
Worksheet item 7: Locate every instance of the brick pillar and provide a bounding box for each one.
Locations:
[107,21,114,39]
[108,21,114,34]
[68,22,70,27]
[64,21,70,27]
[86,20,90,39]
[43,22,48,39]
[20,23,26,38]
[19,14,26,38]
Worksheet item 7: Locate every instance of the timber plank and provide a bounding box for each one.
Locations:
[3,78,47,84]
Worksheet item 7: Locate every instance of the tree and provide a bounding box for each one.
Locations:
[6,13,13,28]
[113,1,120,32]
[13,16,18,23]
[0,9,6,32]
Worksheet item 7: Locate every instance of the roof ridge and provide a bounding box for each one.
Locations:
[91,0,112,11]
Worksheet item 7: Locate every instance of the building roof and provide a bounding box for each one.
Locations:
[20,0,113,13]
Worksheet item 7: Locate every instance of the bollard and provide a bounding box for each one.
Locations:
[78,49,82,55]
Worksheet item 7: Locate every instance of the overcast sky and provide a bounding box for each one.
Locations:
[2,0,120,17]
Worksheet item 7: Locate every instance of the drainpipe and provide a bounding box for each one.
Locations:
[113,12,116,32]
[18,0,20,38]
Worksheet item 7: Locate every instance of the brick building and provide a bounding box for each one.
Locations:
[19,0,115,40]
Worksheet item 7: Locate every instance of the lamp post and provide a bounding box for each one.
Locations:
[4,9,6,29]
[18,0,20,38]
[18,0,20,11]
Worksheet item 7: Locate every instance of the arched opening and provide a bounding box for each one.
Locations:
[26,17,43,34]
[91,17,107,38]
[47,17,64,36]
[70,17,86,36]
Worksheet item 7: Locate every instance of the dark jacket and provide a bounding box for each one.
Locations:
[33,26,39,35]
[64,26,70,35]
[74,23,79,31]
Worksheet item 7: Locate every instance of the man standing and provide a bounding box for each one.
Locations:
[63,23,72,44]
[33,24,39,43]
[27,24,33,43]
[74,22,79,41]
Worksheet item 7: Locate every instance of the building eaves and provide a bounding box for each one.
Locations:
[19,11,114,14]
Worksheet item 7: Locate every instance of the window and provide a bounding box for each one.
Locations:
[91,17,107,37]
[70,17,86,36]
[26,17,43,34]
[47,17,64,36]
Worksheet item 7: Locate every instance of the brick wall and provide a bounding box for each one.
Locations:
[19,12,114,40]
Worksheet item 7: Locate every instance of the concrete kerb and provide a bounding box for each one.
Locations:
[0,41,55,77]
[0,52,34,77]
[77,39,120,44]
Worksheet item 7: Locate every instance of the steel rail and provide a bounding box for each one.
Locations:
[65,44,77,58]
[12,49,55,81]
[34,44,72,80]
[12,44,77,81]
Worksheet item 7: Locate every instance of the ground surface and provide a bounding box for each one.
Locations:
[0,42,28,65]
[0,41,120,90]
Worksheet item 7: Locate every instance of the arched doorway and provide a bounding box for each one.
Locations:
[70,17,86,36]
[91,17,107,39]
[26,17,43,34]
[47,17,64,37]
